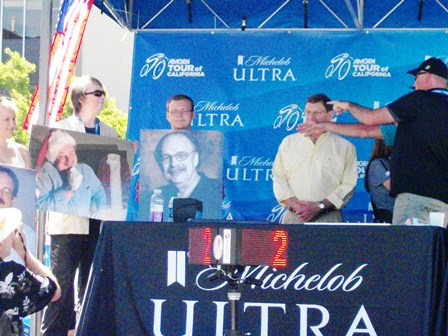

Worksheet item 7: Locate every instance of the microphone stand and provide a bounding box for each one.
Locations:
[208,265,262,336]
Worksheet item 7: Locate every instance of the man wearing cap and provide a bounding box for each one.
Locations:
[329,57,448,227]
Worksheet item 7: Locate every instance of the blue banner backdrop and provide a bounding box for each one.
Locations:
[126,30,448,222]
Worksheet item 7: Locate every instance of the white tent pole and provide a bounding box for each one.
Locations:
[200,0,230,28]
[319,0,349,28]
[32,1,53,335]
[373,0,405,29]
[141,0,175,30]
[435,0,448,14]
[38,1,52,126]
[344,0,360,30]
[357,0,364,29]
[258,0,290,29]
[101,0,128,29]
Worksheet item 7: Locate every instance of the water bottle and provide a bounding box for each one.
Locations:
[168,193,178,222]
[150,189,164,222]
[44,235,51,268]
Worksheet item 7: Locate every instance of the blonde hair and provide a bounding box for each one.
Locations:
[0,97,18,113]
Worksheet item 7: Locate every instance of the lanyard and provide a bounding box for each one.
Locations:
[76,114,100,135]
[93,118,100,135]
[431,89,448,96]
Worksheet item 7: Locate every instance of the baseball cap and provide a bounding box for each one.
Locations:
[407,57,448,79]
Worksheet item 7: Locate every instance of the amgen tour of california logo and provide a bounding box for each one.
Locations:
[325,53,391,80]
[140,53,205,80]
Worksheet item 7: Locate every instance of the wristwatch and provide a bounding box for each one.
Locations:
[318,201,326,210]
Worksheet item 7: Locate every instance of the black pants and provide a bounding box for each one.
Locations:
[41,219,101,336]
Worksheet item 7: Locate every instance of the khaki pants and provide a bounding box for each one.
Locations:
[392,193,448,227]
[282,209,342,224]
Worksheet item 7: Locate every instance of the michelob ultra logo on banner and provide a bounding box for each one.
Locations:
[126,30,448,223]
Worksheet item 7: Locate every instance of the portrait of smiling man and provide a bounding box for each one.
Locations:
[154,131,221,219]
[158,132,200,196]
[35,129,107,218]
[139,129,223,220]
[0,165,38,264]
[0,166,17,209]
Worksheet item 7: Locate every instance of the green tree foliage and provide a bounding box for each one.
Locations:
[0,49,128,145]
[0,48,36,145]
[98,96,128,140]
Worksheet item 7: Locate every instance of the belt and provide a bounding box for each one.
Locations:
[288,207,339,215]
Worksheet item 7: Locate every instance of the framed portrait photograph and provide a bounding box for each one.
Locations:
[0,164,37,262]
[29,125,134,221]
[139,130,224,221]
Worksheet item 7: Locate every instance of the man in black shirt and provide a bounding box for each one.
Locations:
[328,57,448,227]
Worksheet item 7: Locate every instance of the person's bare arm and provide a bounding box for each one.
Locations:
[298,122,384,139]
[329,101,395,126]
[12,228,61,301]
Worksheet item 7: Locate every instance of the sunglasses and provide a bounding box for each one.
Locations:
[85,90,106,97]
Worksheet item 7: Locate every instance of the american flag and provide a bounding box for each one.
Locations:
[23,0,94,129]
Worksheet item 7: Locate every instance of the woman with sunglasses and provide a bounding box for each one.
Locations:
[0,98,32,169]
[41,76,117,336]
[0,207,61,336]
[56,76,117,137]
